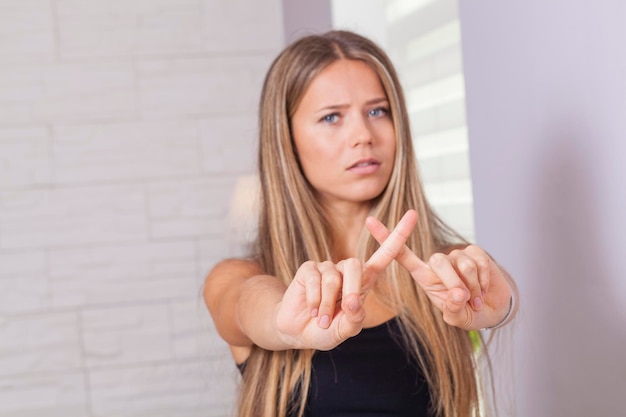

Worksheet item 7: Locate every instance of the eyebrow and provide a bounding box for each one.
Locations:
[314,97,389,114]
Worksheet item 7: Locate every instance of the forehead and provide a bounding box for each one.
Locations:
[300,59,387,105]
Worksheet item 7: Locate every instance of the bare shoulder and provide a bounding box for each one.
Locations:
[207,257,262,279]
[203,258,262,306]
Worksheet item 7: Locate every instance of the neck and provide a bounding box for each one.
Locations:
[321,201,372,261]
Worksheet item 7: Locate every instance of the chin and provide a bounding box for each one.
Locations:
[350,187,387,203]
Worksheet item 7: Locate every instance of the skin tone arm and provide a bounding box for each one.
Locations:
[204,210,418,354]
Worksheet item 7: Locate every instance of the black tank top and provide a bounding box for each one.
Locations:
[239,318,435,417]
[302,317,434,417]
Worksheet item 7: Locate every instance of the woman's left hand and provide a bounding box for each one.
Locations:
[366,216,514,330]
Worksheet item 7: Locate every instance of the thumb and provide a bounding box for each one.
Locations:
[443,288,472,328]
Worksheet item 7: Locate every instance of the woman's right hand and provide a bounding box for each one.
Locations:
[273,210,417,351]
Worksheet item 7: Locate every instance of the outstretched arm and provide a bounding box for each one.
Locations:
[203,210,418,356]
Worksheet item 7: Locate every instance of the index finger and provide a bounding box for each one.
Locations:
[365,212,432,279]
[363,210,417,279]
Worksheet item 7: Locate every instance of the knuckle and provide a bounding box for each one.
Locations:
[476,260,490,279]
[429,252,447,266]
[321,273,342,291]
[298,261,318,276]
[344,257,361,269]
[302,260,316,269]
[466,244,487,259]
[304,271,320,285]
[430,253,453,270]
[465,244,480,253]
[458,259,477,275]
[475,258,489,271]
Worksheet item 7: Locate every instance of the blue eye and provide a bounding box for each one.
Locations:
[369,107,389,117]
[321,113,339,123]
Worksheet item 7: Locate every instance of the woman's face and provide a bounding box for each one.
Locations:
[291,59,396,210]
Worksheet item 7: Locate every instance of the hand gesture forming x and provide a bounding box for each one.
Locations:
[274,210,512,351]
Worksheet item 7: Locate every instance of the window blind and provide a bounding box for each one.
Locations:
[332,0,475,241]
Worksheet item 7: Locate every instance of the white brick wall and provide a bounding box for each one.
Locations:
[0,0,284,415]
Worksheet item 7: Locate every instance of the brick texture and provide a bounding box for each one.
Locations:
[0,0,284,415]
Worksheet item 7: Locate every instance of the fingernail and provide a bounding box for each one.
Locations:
[473,297,483,310]
[310,308,318,317]
[319,315,330,328]
[348,298,359,312]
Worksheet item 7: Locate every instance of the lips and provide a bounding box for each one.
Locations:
[347,158,380,169]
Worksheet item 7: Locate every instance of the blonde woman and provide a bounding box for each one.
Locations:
[205,30,517,417]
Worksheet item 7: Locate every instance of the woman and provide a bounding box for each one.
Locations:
[204,30,517,417]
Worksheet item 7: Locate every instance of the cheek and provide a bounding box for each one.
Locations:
[293,137,319,170]
[292,134,324,181]
[293,126,339,164]
[297,144,332,178]
[377,123,396,155]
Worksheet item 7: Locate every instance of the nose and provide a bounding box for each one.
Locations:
[350,115,373,147]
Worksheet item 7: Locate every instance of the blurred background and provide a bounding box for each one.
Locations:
[0,0,624,416]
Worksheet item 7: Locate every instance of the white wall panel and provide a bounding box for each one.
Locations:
[170,298,223,359]
[0,313,82,376]
[49,241,196,308]
[137,56,270,119]
[0,0,283,414]
[89,360,236,417]
[0,63,137,124]
[0,185,148,249]
[0,372,88,417]
[81,304,171,368]
[52,121,202,184]
[0,250,49,314]
[0,0,56,66]
[0,127,52,189]
[147,178,234,239]
[199,116,257,174]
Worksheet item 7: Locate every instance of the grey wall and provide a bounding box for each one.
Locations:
[0,1,284,416]
[282,0,332,43]
[459,1,626,416]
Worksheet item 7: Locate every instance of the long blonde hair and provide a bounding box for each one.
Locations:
[240,30,484,417]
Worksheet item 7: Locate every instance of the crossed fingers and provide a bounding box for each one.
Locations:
[366,213,495,329]
[299,210,418,329]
